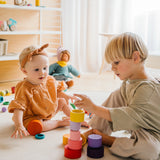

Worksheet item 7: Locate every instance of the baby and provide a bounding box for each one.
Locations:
[8,44,75,138]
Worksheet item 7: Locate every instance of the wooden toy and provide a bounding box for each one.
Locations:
[64,109,85,159]
[35,133,45,139]
[14,0,27,6]
[0,21,9,31]
[87,134,104,158]
[0,96,3,103]
[2,107,6,112]
[7,18,17,31]
[0,1,6,4]
[27,120,43,136]
[0,91,5,96]
[11,86,15,94]
[3,101,10,105]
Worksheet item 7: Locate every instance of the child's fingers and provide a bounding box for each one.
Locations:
[73,94,86,99]
[92,129,103,136]
[22,129,30,136]
[11,131,16,138]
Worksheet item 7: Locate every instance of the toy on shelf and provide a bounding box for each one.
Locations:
[0,19,17,32]
[14,0,27,6]
[0,21,9,31]
[64,109,85,159]
[87,134,104,158]
[7,18,17,31]
[49,47,80,88]
[35,0,40,6]
[0,1,6,4]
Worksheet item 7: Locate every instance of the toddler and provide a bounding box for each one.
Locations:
[8,44,74,138]
[74,32,160,160]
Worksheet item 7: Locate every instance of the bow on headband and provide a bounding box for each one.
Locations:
[21,44,49,68]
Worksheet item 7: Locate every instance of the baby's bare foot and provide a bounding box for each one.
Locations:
[58,119,70,127]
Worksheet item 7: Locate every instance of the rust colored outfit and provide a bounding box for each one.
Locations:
[8,75,63,128]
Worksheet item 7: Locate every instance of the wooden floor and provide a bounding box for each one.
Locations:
[0,71,122,92]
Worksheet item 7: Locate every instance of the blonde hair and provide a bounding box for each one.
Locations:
[105,32,148,64]
[19,45,37,67]
[19,44,49,68]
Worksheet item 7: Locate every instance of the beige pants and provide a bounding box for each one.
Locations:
[89,89,160,160]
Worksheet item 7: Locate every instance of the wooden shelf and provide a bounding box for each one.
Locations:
[0,4,62,11]
[0,31,61,35]
[0,52,56,61]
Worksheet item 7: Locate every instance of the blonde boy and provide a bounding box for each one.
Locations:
[75,32,160,160]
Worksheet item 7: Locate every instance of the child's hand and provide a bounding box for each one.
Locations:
[58,92,77,104]
[11,124,30,138]
[74,94,96,113]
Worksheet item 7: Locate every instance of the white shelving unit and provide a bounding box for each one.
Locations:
[0,3,62,60]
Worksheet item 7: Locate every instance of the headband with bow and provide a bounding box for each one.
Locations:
[20,44,49,68]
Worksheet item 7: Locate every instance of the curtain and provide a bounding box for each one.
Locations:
[61,0,160,73]
[62,0,101,73]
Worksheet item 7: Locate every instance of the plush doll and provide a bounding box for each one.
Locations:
[49,47,80,88]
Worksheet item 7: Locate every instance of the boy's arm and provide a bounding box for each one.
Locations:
[74,94,112,122]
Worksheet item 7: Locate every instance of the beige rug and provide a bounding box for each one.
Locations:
[0,90,134,160]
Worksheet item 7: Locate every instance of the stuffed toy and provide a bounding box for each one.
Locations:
[0,21,9,31]
[14,0,27,6]
[49,47,80,88]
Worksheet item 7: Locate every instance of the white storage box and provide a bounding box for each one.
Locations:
[0,39,8,56]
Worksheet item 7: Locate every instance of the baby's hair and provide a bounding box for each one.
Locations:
[105,32,148,64]
[19,44,49,68]
[19,45,37,66]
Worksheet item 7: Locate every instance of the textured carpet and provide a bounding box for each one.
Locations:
[0,91,132,160]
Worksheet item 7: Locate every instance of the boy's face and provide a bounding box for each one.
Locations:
[111,58,136,80]
[23,55,49,85]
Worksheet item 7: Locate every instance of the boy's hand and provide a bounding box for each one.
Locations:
[74,94,96,113]
[11,124,30,138]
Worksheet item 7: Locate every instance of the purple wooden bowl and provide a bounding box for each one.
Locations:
[88,134,102,148]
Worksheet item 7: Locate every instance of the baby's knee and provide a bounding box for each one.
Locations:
[58,98,67,110]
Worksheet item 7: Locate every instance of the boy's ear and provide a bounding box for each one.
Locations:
[21,67,27,74]
[132,51,141,63]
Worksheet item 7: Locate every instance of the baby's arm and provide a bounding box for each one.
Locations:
[58,91,77,104]
[74,94,112,122]
[11,109,29,138]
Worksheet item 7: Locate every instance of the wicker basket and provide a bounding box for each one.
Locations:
[0,39,8,56]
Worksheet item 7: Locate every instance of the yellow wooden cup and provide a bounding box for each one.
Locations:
[70,109,85,123]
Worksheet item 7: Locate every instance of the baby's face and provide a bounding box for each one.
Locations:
[24,55,49,85]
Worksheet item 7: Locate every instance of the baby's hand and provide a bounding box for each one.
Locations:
[11,124,30,138]
[58,92,77,104]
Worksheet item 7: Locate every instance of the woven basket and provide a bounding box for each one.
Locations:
[0,39,8,56]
